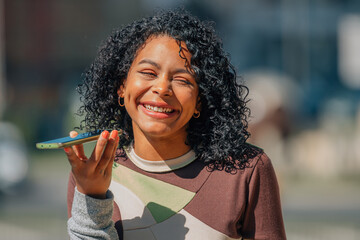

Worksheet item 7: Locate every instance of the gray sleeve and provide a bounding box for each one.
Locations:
[67,188,119,240]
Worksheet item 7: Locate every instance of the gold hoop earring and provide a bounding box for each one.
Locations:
[118,97,125,107]
[193,112,200,118]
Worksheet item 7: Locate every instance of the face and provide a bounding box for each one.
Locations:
[118,35,200,141]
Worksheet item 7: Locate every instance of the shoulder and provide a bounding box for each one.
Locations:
[248,150,277,182]
[235,143,276,182]
[204,145,277,191]
[211,143,267,173]
[250,150,275,174]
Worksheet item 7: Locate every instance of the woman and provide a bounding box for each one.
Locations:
[65,9,286,240]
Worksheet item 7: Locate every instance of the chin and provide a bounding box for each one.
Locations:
[142,126,172,137]
[139,122,185,138]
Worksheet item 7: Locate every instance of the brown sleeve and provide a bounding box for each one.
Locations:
[241,154,286,239]
[67,171,76,218]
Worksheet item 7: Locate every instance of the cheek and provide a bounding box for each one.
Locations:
[125,79,148,101]
[187,89,199,106]
[176,91,198,112]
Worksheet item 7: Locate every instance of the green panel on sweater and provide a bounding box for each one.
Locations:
[112,163,195,223]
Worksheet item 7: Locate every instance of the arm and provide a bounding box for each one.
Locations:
[241,154,286,239]
[67,188,119,240]
[65,130,120,239]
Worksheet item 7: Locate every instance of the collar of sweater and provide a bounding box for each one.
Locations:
[124,143,197,173]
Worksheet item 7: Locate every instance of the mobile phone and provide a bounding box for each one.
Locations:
[36,130,112,149]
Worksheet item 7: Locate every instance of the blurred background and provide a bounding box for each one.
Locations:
[0,0,360,239]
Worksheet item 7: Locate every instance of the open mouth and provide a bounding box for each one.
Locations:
[143,104,175,113]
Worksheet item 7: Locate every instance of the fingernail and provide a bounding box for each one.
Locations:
[110,130,118,139]
[64,147,71,153]
[101,131,109,139]
[70,131,78,138]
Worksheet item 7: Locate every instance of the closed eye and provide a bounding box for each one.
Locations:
[139,71,156,76]
[174,78,193,86]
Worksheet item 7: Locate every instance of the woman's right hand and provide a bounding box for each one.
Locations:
[64,130,119,199]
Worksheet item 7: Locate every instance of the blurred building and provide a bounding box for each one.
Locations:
[2,0,360,176]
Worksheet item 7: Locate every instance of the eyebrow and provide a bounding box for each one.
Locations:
[138,59,194,76]
[138,59,161,69]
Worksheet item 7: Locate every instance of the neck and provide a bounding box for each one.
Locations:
[132,127,191,161]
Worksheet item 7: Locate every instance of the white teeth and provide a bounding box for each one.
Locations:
[144,104,174,113]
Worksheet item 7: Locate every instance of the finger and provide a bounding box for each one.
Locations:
[105,134,119,175]
[90,130,110,163]
[69,131,87,160]
[71,145,87,160]
[96,130,118,172]
[64,147,81,168]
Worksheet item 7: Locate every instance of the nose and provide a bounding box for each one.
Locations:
[152,75,173,97]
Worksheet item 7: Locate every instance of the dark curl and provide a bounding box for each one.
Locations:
[77,9,262,173]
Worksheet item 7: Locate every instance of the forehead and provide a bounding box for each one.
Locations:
[134,35,192,63]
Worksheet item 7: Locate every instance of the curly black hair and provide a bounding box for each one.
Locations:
[77,9,262,173]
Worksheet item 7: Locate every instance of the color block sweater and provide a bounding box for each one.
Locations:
[67,149,286,240]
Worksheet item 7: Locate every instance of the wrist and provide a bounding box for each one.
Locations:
[76,186,107,199]
[87,193,107,199]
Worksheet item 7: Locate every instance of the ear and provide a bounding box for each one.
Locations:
[117,81,126,98]
[195,96,202,113]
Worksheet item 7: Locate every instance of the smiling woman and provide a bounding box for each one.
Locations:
[65,9,286,240]
[119,36,199,160]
